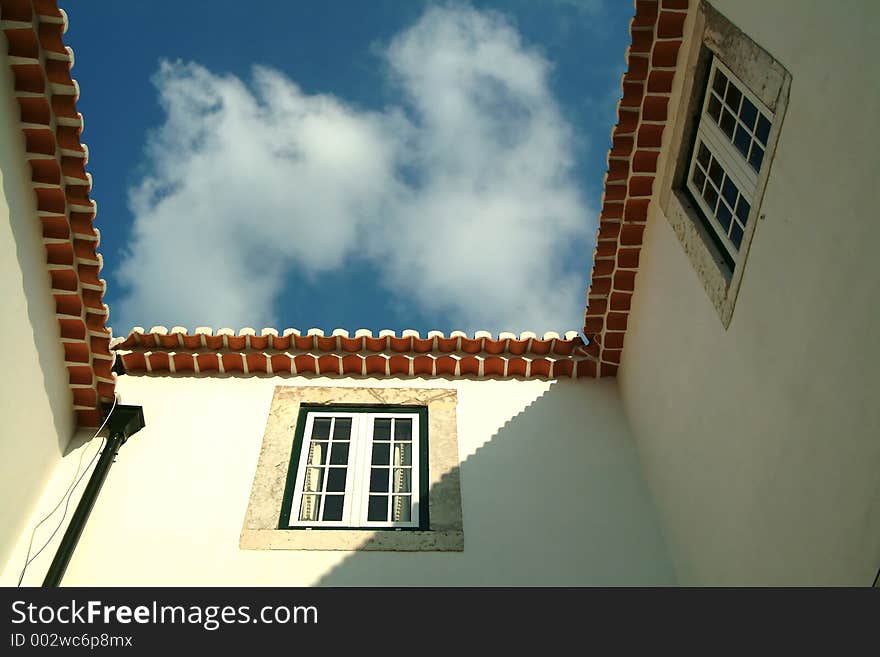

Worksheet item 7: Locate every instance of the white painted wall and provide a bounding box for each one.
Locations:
[619,1,880,584]
[3,375,674,586]
[0,45,76,572]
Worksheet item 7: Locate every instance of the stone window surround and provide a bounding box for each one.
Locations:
[240,385,463,551]
[659,1,791,328]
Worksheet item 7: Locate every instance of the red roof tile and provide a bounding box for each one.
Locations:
[112,327,596,381]
[1,0,115,425]
[582,0,687,377]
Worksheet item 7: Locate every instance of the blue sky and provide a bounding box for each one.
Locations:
[65,0,633,336]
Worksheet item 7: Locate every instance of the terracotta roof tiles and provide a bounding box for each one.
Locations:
[112,327,597,380]
[582,0,687,376]
[1,0,114,426]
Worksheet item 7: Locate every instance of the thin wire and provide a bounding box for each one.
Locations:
[17,394,118,587]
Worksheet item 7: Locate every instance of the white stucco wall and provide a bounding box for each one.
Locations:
[0,46,76,571]
[619,1,880,584]
[4,375,674,586]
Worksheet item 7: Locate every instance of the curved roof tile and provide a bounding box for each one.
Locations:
[1,0,114,426]
[583,0,687,377]
[112,327,596,380]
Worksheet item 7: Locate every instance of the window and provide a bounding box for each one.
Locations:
[242,386,462,551]
[685,58,774,270]
[657,2,790,327]
[280,406,428,530]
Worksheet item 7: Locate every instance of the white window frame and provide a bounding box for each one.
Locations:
[686,57,775,267]
[285,410,421,529]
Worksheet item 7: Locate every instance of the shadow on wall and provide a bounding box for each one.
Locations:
[1,124,72,455]
[316,381,676,585]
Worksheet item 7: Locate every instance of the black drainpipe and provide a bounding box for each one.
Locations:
[43,404,145,587]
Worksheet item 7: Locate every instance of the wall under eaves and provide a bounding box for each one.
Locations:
[5,374,675,586]
[618,0,880,585]
[0,44,76,572]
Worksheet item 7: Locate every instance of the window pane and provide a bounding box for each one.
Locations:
[707,95,721,122]
[371,442,390,466]
[333,417,351,440]
[739,97,758,130]
[730,222,744,249]
[720,108,736,139]
[306,441,328,466]
[697,142,711,169]
[303,467,324,493]
[721,177,739,208]
[370,468,389,493]
[394,418,412,441]
[712,69,727,96]
[322,495,344,521]
[326,467,347,492]
[329,442,349,466]
[312,418,331,440]
[736,197,751,224]
[749,144,765,171]
[392,468,411,493]
[755,114,771,145]
[299,495,320,522]
[373,418,391,440]
[703,184,719,211]
[692,166,706,191]
[368,495,387,521]
[733,125,751,159]
[393,442,412,466]
[392,496,411,522]
[724,83,742,113]
[708,159,724,188]
[716,202,733,232]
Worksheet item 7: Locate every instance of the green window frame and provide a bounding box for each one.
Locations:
[279,404,430,531]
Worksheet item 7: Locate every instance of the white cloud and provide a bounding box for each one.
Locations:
[114,5,593,335]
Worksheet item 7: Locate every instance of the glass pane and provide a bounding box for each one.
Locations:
[370,468,389,493]
[312,418,331,440]
[707,95,721,122]
[716,202,733,232]
[724,83,742,113]
[721,177,739,208]
[392,468,411,493]
[755,114,771,145]
[712,69,727,96]
[373,418,391,441]
[692,166,706,191]
[326,467,347,492]
[394,418,412,441]
[392,496,411,522]
[749,144,764,171]
[708,159,724,187]
[703,184,719,211]
[322,495,344,521]
[302,467,324,493]
[368,495,387,521]
[306,441,328,466]
[393,442,412,466]
[299,495,320,522]
[736,197,751,224]
[730,222,744,249]
[333,417,351,440]
[739,97,758,130]
[371,442,390,466]
[733,125,751,158]
[697,142,711,169]
[329,442,349,466]
[720,108,736,139]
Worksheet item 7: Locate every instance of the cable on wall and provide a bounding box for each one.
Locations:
[16,394,118,587]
